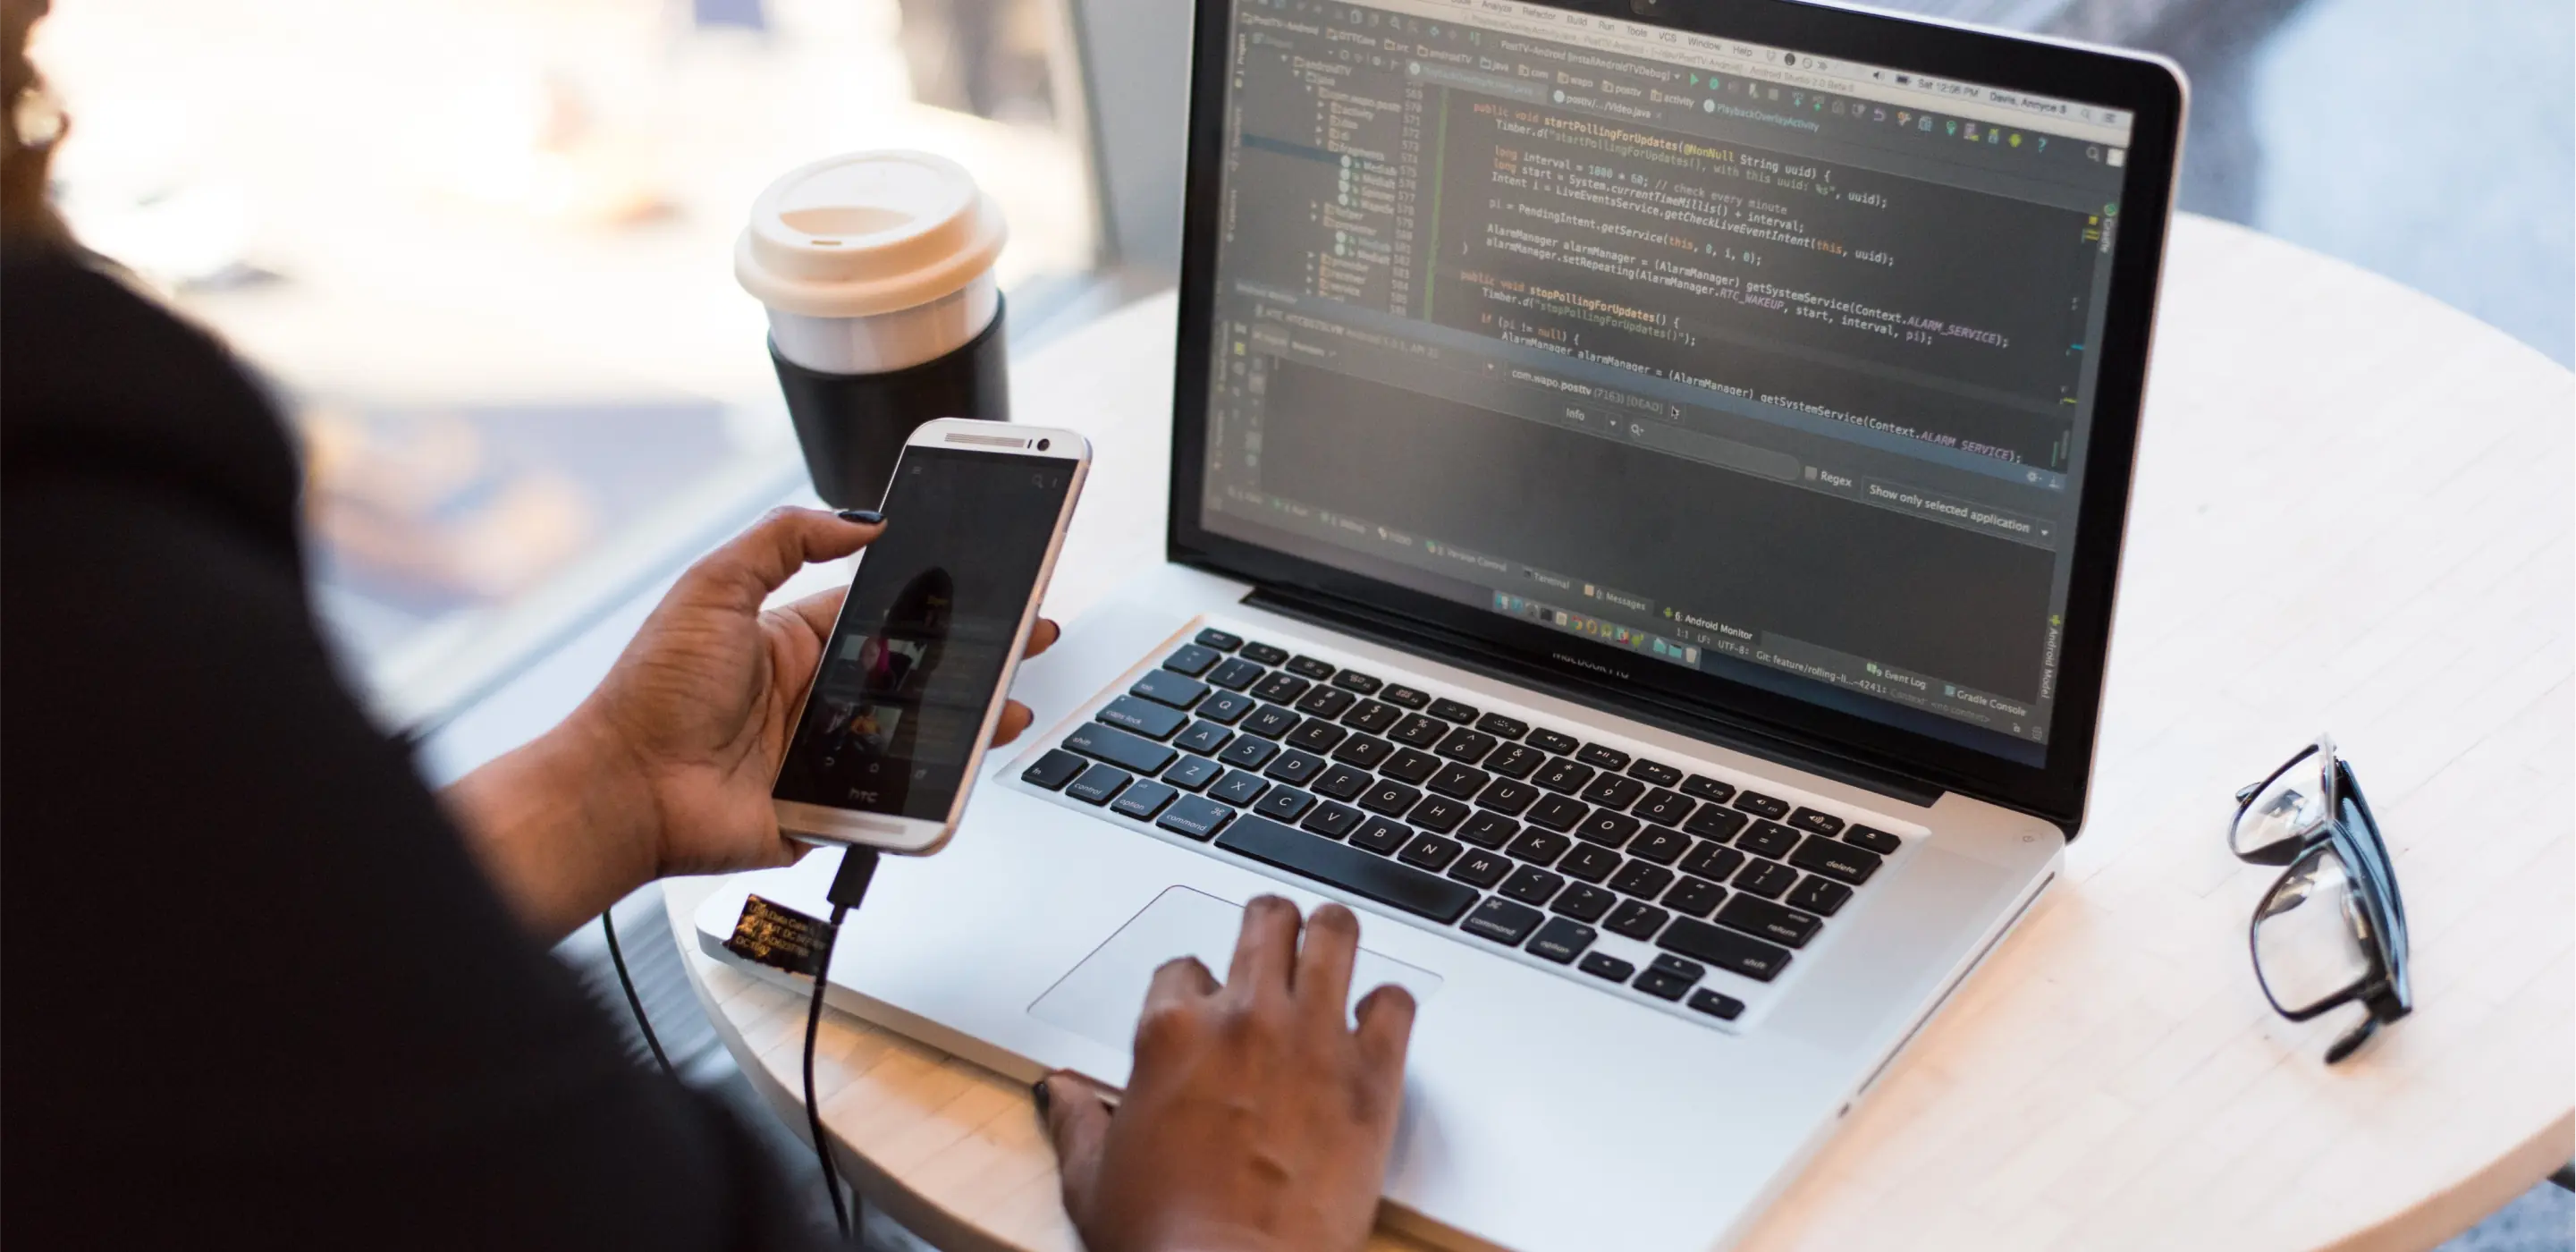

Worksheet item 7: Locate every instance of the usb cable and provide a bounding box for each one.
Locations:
[807,847,883,1239]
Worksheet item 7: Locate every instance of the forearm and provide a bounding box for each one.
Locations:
[442,711,663,943]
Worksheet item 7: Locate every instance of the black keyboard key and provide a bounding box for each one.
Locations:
[1627,758,1683,788]
[1381,749,1441,785]
[1329,734,1395,770]
[1684,805,1750,842]
[1249,672,1311,705]
[1428,698,1479,723]
[1064,723,1177,775]
[1483,742,1545,779]
[1021,749,1087,791]
[1205,656,1264,691]
[1197,690,1256,724]
[1504,827,1571,866]
[1217,736,1281,771]
[1474,712,1529,740]
[1303,802,1363,840]
[1628,825,1691,865]
[1663,876,1727,918]
[1157,795,1236,841]
[1652,953,1706,981]
[1526,728,1581,755]
[1609,860,1676,901]
[1499,864,1566,906]
[1415,764,1480,802]
[1550,883,1616,922]
[1679,842,1747,883]
[1462,897,1545,945]
[1294,686,1356,718]
[1285,718,1348,753]
[1164,755,1223,791]
[1398,833,1465,872]
[1389,714,1448,749]
[1786,876,1854,916]
[1788,834,1883,884]
[1380,684,1431,710]
[1734,791,1791,820]
[1264,749,1326,786]
[1350,816,1412,855]
[1161,644,1220,677]
[1559,844,1621,883]
[1717,895,1822,948]
[1330,669,1382,694]
[1240,704,1300,740]
[1604,899,1669,940]
[1066,764,1132,805]
[1680,774,1737,803]
[1112,782,1178,820]
[1358,778,1423,817]
[1787,807,1845,837]
[1738,821,1801,860]
[1474,778,1539,816]
[1216,816,1479,923]
[1240,641,1289,665]
[1433,727,1499,765]
[1195,627,1244,652]
[1579,952,1636,982]
[1634,968,1693,1001]
[1131,668,1210,709]
[1658,917,1794,982]
[1533,757,1594,794]
[1578,773,1647,811]
[1576,743,1631,770]
[1688,989,1747,1020]
[1448,849,1512,887]
[1341,700,1402,734]
[1174,721,1234,756]
[1525,917,1596,964]
[1844,825,1904,856]
[1254,786,1318,823]
[1525,793,1589,833]
[1211,769,1271,806]
[1407,796,1469,833]
[1634,788,1694,826]
[1098,696,1187,740]
[1312,763,1372,800]
[1285,655,1336,681]
[1576,810,1641,849]
[1457,810,1520,850]
[1735,859,1798,899]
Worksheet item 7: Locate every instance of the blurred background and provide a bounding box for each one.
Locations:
[26,0,2571,1247]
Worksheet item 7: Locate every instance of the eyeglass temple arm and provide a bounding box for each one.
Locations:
[2324,1014,2380,1065]
[2234,781,2261,805]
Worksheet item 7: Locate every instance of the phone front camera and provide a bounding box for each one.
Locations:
[1036,438,1052,451]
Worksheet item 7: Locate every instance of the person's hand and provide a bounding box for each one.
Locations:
[1037,898,1417,1252]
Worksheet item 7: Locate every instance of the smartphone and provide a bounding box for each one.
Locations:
[771,419,1091,854]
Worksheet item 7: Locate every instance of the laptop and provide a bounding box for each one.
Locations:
[699,1,2183,1246]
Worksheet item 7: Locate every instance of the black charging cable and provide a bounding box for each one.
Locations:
[599,910,677,1080]
[807,847,883,1240]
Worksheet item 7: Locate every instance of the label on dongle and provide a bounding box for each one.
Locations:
[724,894,834,978]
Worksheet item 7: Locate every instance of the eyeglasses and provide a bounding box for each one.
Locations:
[2229,735,2411,1062]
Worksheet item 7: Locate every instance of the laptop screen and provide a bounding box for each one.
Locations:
[1189,0,2144,766]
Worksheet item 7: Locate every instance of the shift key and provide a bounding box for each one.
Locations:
[1062,723,1178,776]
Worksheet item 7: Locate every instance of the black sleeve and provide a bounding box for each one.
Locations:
[2,255,830,1249]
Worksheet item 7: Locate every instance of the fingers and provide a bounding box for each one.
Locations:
[1352,983,1418,1100]
[694,507,880,611]
[992,700,1034,747]
[781,587,848,642]
[1141,954,1219,1021]
[1038,1071,1115,1221]
[1024,618,1060,658]
[1225,895,1303,1000]
[1294,903,1362,1024]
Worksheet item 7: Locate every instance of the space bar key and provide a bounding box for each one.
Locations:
[1214,816,1480,925]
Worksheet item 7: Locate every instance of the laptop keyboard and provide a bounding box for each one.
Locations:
[1017,626,1909,1025]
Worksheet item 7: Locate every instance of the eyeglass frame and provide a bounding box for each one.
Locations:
[2230,734,2412,1063]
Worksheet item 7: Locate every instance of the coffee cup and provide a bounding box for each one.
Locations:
[736,149,1011,508]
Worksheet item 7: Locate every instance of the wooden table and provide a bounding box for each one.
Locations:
[664,213,2575,1252]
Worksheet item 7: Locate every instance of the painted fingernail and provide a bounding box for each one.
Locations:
[1031,1075,1054,1119]
[835,509,883,525]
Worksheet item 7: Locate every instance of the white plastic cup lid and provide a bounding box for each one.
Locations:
[735,150,1007,319]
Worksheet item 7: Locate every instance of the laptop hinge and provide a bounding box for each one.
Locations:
[1242,585,1944,808]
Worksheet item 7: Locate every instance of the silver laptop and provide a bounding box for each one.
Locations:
[700,1,2183,1246]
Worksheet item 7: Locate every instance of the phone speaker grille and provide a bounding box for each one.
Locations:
[944,432,1030,448]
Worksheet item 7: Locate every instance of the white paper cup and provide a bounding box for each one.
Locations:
[735,150,1007,375]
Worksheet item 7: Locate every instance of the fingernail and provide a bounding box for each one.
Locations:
[1030,1075,1054,1119]
[835,509,883,525]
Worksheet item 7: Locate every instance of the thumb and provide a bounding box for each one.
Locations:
[690,506,880,612]
[1037,1071,1114,1220]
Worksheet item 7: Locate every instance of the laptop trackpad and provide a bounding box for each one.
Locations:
[1029,885,1445,1052]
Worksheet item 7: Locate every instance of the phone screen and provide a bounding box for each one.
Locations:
[773,446,1079,821]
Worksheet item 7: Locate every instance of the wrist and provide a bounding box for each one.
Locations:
[442,707,665,942]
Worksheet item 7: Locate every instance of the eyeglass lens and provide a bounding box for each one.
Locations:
[2234,744,2328,863]
[2251,843,2377,1016]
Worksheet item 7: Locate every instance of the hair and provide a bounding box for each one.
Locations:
[4,0,66,244]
